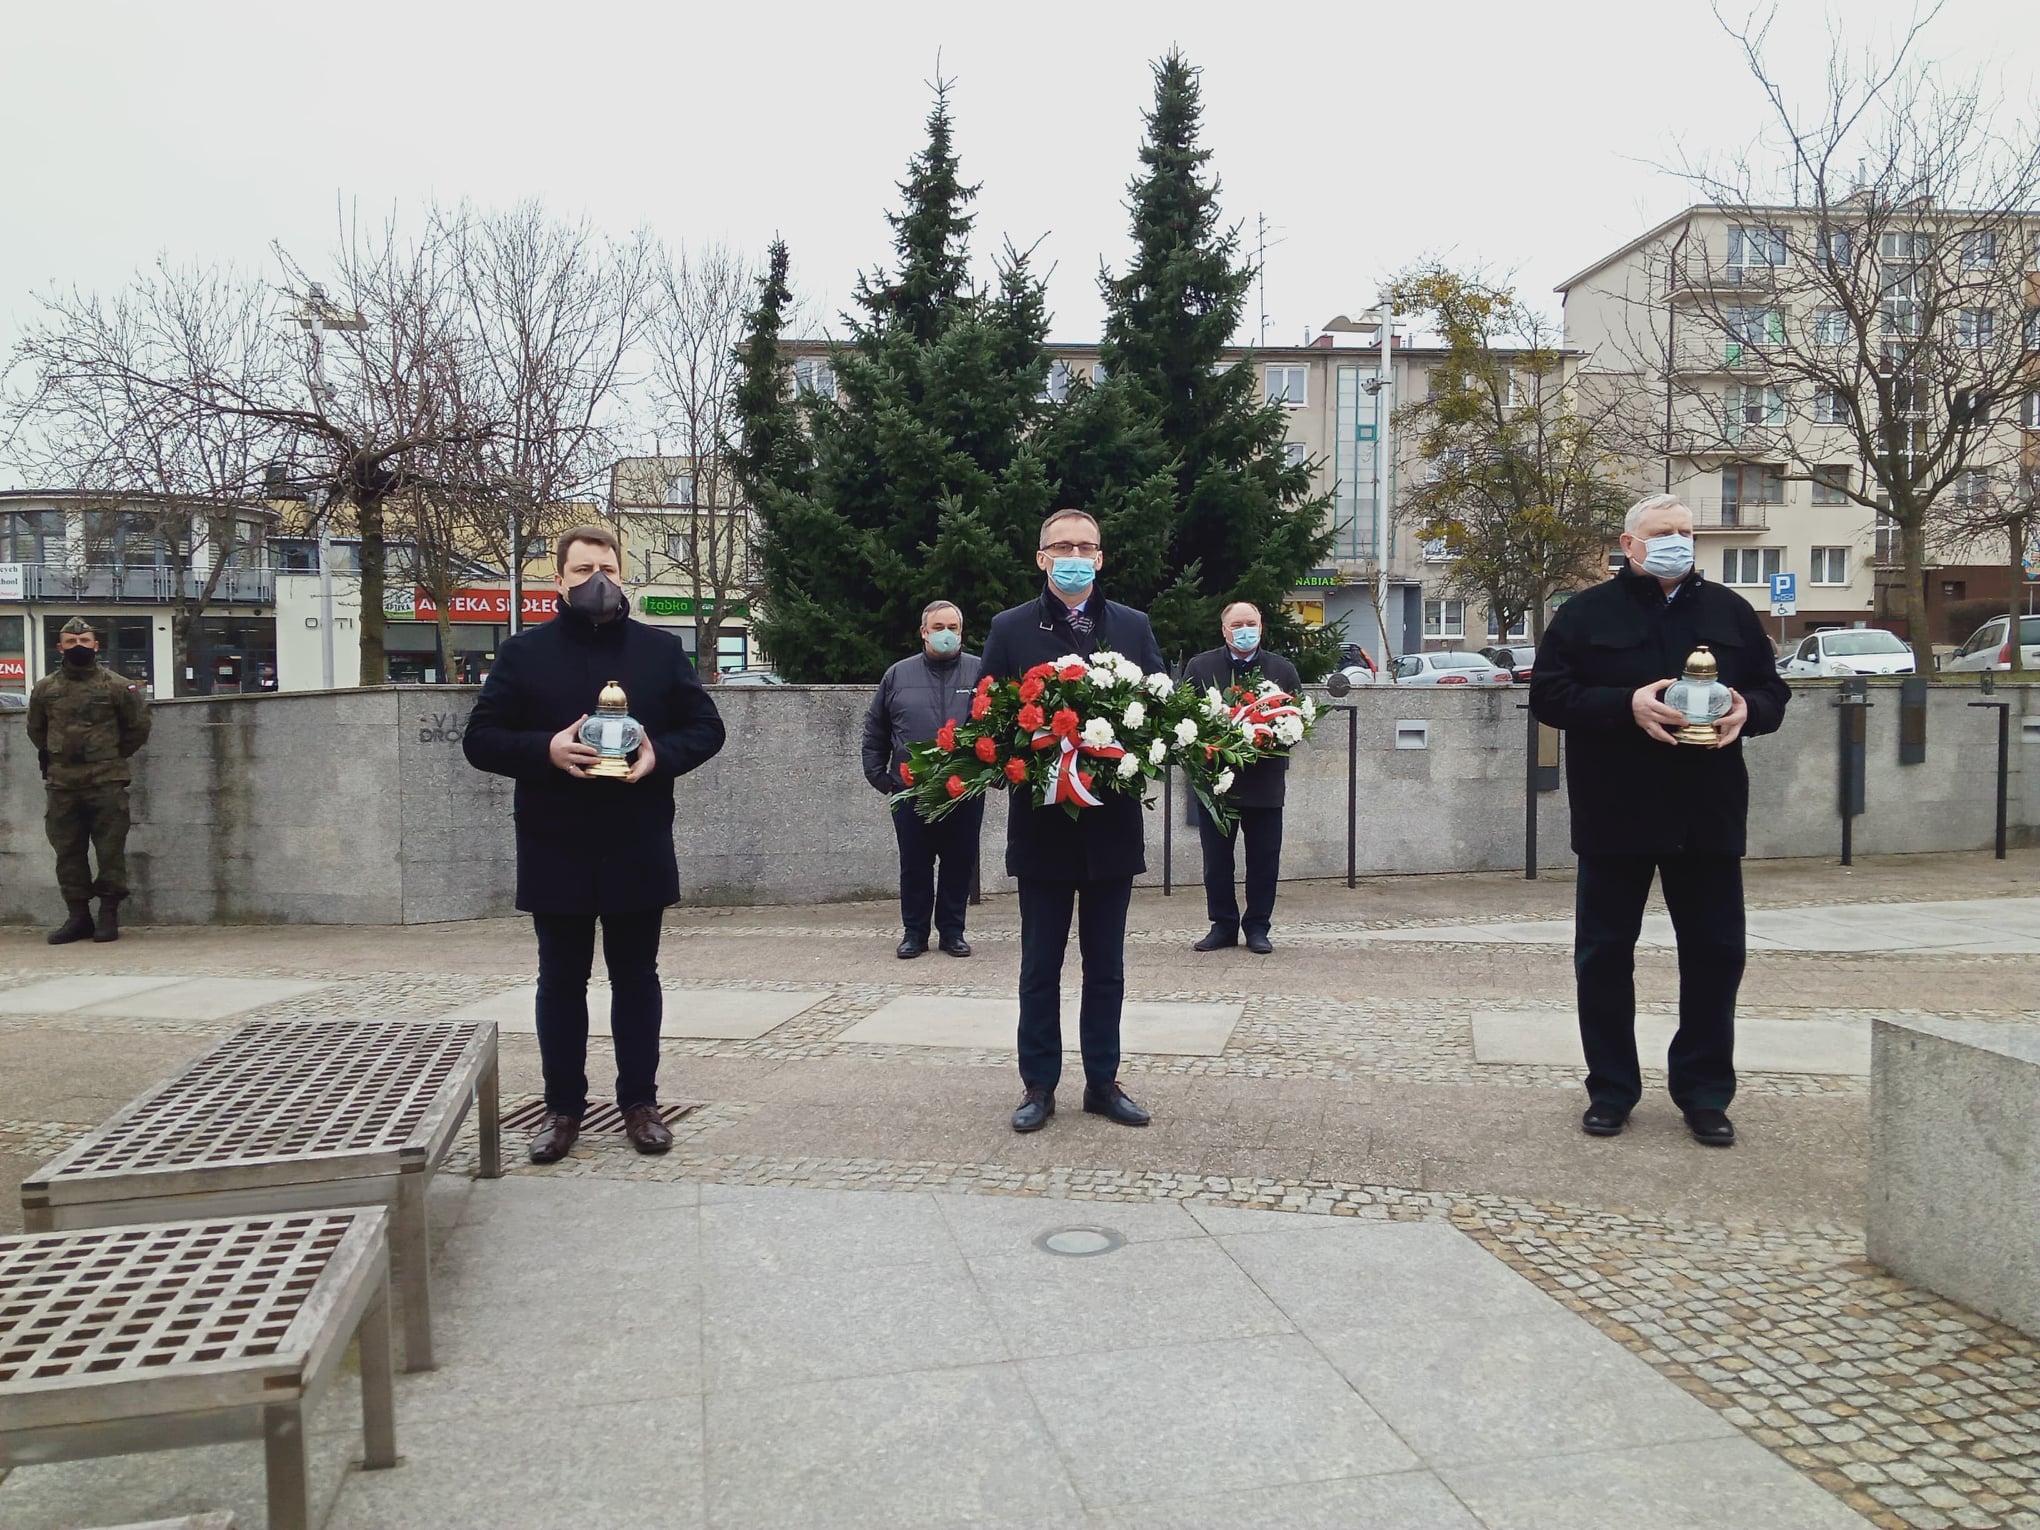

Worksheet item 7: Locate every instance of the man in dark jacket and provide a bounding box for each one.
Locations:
[1530,493,1790,1148]
[463,524,726,1164]
[1184,601,1301,955]
[862,599,986,959]
[981,509,1167,1134]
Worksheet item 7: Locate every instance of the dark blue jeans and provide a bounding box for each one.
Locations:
[1574,854,1744,1113]
[892,797,983,942]
[532,909,664,1118]
[1015,876,1134,1092]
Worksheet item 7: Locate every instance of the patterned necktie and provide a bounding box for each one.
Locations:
[1064,607,1093,640]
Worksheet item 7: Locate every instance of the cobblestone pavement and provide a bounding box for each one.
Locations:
[1,848,2036,1529]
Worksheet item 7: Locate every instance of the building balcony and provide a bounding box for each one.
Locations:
[1670,340,1778,376]
[5,562,275,605]
[1678,498,1773,532]
[1669,258,1781,298]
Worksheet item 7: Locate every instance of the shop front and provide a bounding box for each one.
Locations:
[41,614,156,691]
[637,595,752,673]
[383,586,557,685]
[0,614,24,695]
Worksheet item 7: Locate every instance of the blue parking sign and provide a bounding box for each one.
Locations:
[1769,572,1797,604]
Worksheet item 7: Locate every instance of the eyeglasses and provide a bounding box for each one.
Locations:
[1041,541,1102,556]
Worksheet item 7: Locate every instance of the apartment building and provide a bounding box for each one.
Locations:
[608,456,759,673]
[1558,202,2040,643]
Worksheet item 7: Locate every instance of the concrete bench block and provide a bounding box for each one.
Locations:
[1868,1016,2040,1337]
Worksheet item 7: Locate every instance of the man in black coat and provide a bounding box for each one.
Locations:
[980,508,1167,1134]
[861,598,986,959]
[1184,601,1302,955]
[463,525,727,1164]
[1530,493,1790,1148]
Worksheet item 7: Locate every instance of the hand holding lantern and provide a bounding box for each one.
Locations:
[577,680,644,779]
[1665,647,1734,745]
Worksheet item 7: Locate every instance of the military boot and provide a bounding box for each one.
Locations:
[93,897,123,943]
[49,902,95,945]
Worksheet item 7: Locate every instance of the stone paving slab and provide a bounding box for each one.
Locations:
[1471,1010,1872,1076]
[0,973,188,1014]
[837,993,1243,1055]
[436,982,828,1038]
[75,975,333,1019]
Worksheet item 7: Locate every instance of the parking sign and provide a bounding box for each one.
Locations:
[1769,571,1797,616]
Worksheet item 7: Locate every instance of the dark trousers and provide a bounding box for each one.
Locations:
[532,909,665,1118]
[45,783,131,902]
[892,798,983,941]
[1197,803,1283,935]
[1574,854,1744,1113]
[1016,876,1134,1091]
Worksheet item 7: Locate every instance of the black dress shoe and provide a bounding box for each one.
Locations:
[1082,1082,1151,1127]
[1244,929,1273,954]
[527,1112,582,1164]
[939,934,972,957]
[1684,1109,1736,1147]
[896,936,928,959]
[1581,1102,1628,1137]
[1193,924,1238,952]
[1012,1086,1054,1133]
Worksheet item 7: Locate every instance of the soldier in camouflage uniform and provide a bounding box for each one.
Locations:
[26,618,152,943]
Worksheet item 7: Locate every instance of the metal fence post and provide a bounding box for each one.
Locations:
[1968,698,2012,860]
[1833,680,1872,867]
[1345,703,1358,889]
[1517,701,1538,881]
[1162,764,1173,896]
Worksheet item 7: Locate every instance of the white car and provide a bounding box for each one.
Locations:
[1941,614,2040,673]
[1780,628,1915,678]
[1390,652,1512,686]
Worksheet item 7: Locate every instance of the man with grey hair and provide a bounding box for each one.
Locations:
[1530,491,1790,1148]
[862,599,984,958]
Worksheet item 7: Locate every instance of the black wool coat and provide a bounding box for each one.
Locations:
[463,609,727,914]
[1529,566,1790,858]
[980,588,1168,883]
[1183,646,1303,811]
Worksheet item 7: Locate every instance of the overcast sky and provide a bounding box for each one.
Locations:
[3,0,2033,368]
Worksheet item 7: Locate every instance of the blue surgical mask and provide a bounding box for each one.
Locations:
[1049,557,1096,596]
[926,629,962,656]
[1640,532,1695,580]
[1228,626,1261,654]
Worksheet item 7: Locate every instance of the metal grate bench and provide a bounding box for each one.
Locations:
[0,1211,396,1530]
[19,1018,501,1372]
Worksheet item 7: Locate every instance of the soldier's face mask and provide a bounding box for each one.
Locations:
[60,643,97,668]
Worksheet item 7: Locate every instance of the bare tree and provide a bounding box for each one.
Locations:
[1390,265,1631,643]
[1931,472,2036,669]
[629,241,761,681]
[1635,3,2040,667]
[4,262,285,694]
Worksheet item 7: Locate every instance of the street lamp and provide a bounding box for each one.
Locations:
[1354,303,1399,664]
[291,286,366,690]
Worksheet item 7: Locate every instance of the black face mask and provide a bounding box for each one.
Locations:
[563,571,628,624]
[61,646,97,669]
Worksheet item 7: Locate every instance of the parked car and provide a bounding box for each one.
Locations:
[1390,652,1512,686]
[1942,614,2040,674]
[1479,644,1537,682]
[715,669,785,686]
[1333,664,1384,686]
[1780,628,1915,678]
[0,692,25,712]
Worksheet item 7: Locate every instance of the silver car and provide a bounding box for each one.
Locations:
[1390,652,1512,686]
[1942,614,2040,674]
[1780,628,1915,678]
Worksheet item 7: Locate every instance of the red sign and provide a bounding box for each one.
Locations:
[409,587,555,622]
[0,657,25,685]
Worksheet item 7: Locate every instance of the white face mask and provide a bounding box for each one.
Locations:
[1638,532,1695,580]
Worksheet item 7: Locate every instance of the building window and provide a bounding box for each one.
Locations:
[1727,226,1787,271]
[1091,361,1107,384]
[1724,307,1783,345]
[2026,311,2040,350]
[1880,269,1922,336]
[1721,548,1782,585]
[1958,308,1995,348]
[1722,463,1785,510]
[716,632,749,673]
[793,358,836,399]
[1282,442,1309,469]
[1811,547,1850,584]
[1811,465,1852,504]
[664,531,694,567]
[1812,387,1848,426]
[1812,308,1850,345]
[664,472,694,506]
[1951,470,1990,507]
[1875,511,1902,564]
[1881,231,1932,261]
[1421,537,1452,562]
[1725,383,1784,427]
[1422,598,1465,639]
[1962,231,1997,269]
[2022,391,2040,429]
[1043,360,1073,403]
[1815,229,1853,269]
[1265,365,1307,406]
[1486,608,1529,641]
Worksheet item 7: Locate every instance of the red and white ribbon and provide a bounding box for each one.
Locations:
[1031,729,1125,807]
[1230,689,1302,745]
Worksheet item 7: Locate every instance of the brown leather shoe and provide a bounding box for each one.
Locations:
[622,1104,673,1155]
[527,1112,581,1165]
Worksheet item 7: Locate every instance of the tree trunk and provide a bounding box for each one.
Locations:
[435,607,455,683]
[171,606,196,699]
[1901,517,1932,674]
[2012,513,2029,674]
[358,490,389,686]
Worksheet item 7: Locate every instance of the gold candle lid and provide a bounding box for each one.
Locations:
[1683,646,1719,680]
[596,680,629,713]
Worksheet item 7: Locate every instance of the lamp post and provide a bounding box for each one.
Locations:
[291,286,366,689]
[1354,303,1398,663]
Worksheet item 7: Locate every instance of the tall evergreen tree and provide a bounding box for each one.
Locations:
[728,240,808,509]
[745,84,1053,682]
[1060,49,1338,671]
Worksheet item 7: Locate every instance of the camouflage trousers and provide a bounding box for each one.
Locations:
[45,783,131,902]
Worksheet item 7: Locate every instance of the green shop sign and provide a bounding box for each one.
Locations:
[1294,570,1343,588]
[639,595,749,619]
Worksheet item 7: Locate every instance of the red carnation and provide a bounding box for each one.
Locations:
[1051,707,1081,740]
[936,720,958,753]
[1018,676,1044,703]
[1058,663,1086,681]
[975,674,994,695]
[975,736,998,763]
[945,774,966,799]
[1004,756,1028,784]
[1017,703,1045,732]
[970,694,991,720]
[1025,662,1056,681]
[899,761,914,784]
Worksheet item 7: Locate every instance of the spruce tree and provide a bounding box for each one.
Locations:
[745,84,1053,682]
[1064,49,1338,671]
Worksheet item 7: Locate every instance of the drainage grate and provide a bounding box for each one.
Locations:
[1032,1226,1126,1258]
[500,1098,698,1136]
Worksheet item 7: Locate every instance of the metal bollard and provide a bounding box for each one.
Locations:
[1967,698,2013,860]
[1833,679,1873,866]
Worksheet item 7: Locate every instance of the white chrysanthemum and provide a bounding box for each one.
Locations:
[1258,678,1282,697]
[1273,715,1305,746]
[1121,700,1146,730]
[1114,657,1145,684]
[1086,666,1117,687]
[1144,673,1175,698]
[1080,717,1117,750]
[1115,752,1141,780]
[1204,688,1230,720]
[1301,697,1318,723]
[1089,649,1119,666]
[1053,653,1087,671]
[1214,768,1236,795]
[1148,738,1167,765]
[1172,718,1199,747]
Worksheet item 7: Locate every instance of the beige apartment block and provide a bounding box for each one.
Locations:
[608,455,759,674]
